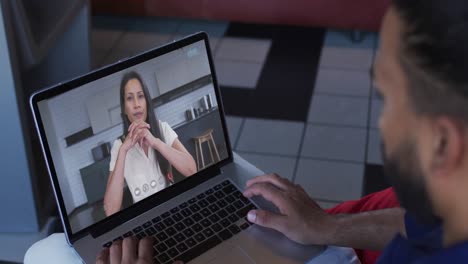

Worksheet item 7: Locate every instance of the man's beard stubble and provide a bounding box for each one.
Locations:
[381,140,442,226]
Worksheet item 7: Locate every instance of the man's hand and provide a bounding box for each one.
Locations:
[96,236,184,264]
[96,237,153,264]
[243,174,337,245]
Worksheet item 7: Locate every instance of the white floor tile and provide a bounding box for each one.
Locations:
[225,116,244,148]
[308,95,369,127]
[370,99,383,129]
[216,37,272,63]
[237,152,297,180]
[215,60,263,89]
[367,129,383,165]
[319,46,374,70]
[314,69,371,97]
[237,118,304,156]
[301,124,367,162]
[295,158,364,201]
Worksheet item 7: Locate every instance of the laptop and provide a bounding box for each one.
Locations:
[30,32,324,263]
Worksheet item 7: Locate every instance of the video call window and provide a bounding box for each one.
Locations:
[37,41,229,233]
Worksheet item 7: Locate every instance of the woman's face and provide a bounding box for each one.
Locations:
[124,78,147,123]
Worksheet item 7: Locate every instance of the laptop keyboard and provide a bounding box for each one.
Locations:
[102,180,257,264]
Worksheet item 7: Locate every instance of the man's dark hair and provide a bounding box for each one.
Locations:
[393,0,468,122]
[119,71,170,178]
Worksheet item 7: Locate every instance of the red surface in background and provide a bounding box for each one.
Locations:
[92,0,391,31]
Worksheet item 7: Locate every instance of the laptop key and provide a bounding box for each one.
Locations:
[208,204,219,213]
[123,231,133,238]
[179,202,188,209]
[208,214,220,223]
[232,190,242,198]
[222,185,236,195]
[197,193,206,200]
[161,211,171,219]
[181,208,192,217]
[151,216,161,224]
[174,222,186,231]
[214,191,225,199]
[194,233,206,242]
[154,222,166,231]
[214,184,223,190]
[234,200,244,209]
[218,229,232,241]
[211,223,222,232]
[200,208,211,217]
[225,195,235,203]
[189,204,201,212]
[228,225,241,235]
[155,243,168,253]
[198,199,209,208]
[173,213,183,222]
[185,237,197,248]
[174,236,222,263]
[225,205,236,213]
[193,223,203,232]
[113,236,123,242]
[217,199,227,208]
[157,253,170,263]
[188,198,197,204]
[176,242,188,253]
[203,228,214,237]
[166,238,177,248]
[133,226,143,233]
[143,221,152,228]
[156,232,168,241]
[192,213,202,222]
[145,227,157,236]
[170,207,180,213]
[168,248,179,258]
[240,223,250,230]
[205,189,214,195]
[175,233,186,243]
[163,218,175,227]
[206,195,216,203]
[220,219,230,228]
[166,227,176,236]
[136,233,145,240]
[217,209,228,219]
[183,228,195,237]
[183,218,195,226]
[228,214,239,223]
[200,219,211,227]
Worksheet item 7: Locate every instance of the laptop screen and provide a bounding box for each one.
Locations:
[36,39,230,233]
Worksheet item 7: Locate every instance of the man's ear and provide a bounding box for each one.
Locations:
[431,117,465,176]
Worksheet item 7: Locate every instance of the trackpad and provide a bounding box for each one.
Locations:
[206,246,255,264]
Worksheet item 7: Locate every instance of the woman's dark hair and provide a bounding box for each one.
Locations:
[393,0,468,122]
[120,71,170,177]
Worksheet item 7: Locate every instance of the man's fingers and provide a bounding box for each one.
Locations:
[95,248,109,264]
[247,209,287,233]
[243,182,289,212]
[138,237,154,261]
[121,237,137,263]
[246,174,292,191]
[109,240,122,264]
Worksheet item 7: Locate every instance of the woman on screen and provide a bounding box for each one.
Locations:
[104,71,197,216]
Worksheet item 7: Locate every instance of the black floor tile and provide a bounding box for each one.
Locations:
[221,23,325,122]
[363,164,392,196]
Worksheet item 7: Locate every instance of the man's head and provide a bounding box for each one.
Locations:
[375,0,468,226]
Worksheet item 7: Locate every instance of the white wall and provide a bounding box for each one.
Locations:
[41,40,214,213]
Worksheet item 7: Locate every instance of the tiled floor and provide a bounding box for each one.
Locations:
[91,16,388,209]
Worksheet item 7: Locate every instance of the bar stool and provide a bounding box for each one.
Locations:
[193,129,221,170]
